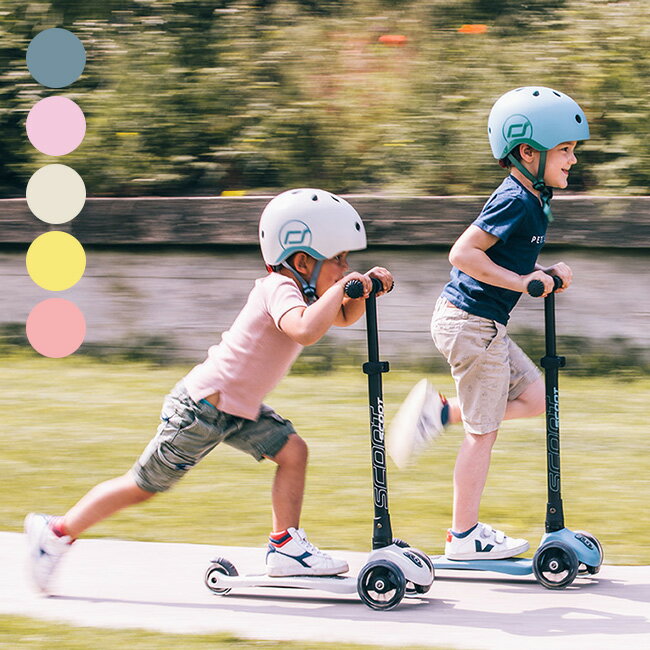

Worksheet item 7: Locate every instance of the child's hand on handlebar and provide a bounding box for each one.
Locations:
[339,271,372,298]
[365,267,394,297]
[521,270,555,297]
[542,262,572,293]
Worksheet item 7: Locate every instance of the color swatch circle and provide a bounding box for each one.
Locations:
[26,231,86,291]
[26,96,86,156]
[26,164,86,224]
[26,28,86,88]
[26,298,86,358]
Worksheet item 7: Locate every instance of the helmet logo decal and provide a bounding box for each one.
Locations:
[279,220,312,250]
[503,114,533,141]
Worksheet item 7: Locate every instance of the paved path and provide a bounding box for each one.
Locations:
[3,532,649,649]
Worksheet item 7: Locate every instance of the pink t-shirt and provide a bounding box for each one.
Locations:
[183,273,306,420]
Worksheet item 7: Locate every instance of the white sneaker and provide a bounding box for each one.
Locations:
[387,379,449,468]
[445,522,529,560]
[24,513,73,594]
[266,528,349,577]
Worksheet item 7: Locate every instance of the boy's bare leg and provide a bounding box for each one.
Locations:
[451,379,545,532]
[452,430,497,532]
[267,433,307,532]
[63,473,155,538]
[503,377,545,421]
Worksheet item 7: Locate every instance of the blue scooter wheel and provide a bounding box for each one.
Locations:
[533,541,579,589]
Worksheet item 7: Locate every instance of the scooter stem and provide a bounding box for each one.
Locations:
[540,279,566,532]
[351,277,393,549]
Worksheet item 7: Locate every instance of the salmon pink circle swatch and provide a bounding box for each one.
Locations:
[26,96,86,156]
[26,298,86,358]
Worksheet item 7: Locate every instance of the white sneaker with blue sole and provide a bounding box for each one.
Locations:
[266,527,349,577]
[24,513,73,594]
[387,379,449,468]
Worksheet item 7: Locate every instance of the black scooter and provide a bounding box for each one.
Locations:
[204,277,433,609]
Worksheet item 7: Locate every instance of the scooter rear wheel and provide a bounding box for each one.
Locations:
[533,541,579,589]
[357,560,406,610]
[205,557,238,595]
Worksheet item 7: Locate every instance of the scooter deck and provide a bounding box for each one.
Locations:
[430,555,533,576]
[214,573,359,594]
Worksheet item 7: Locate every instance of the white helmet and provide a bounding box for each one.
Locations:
[259,188,367,266]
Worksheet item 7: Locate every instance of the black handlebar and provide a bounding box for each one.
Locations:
[527,275,563,297]
[344,277,387,298]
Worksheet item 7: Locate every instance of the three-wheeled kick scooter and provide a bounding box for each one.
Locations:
[204,277,434,609]
[431,275,603,588]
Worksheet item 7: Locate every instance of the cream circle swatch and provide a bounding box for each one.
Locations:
[26,298,86,358]
[26,164,86,224]
[26,96,86,156]
[26,231,86,291]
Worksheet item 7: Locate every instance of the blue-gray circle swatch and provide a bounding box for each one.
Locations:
[27,28,86,88]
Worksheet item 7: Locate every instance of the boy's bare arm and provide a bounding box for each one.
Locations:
[450,225,556,295]
[278,272,372,346]
[335,266,394,327]
[279,267,393,344]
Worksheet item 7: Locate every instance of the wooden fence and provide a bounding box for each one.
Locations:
[2,195,649,247]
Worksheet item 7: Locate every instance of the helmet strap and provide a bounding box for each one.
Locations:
[281,259,323,305]
[508,150,554,222]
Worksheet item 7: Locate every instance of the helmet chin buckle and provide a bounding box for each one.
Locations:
[302,284,317,301]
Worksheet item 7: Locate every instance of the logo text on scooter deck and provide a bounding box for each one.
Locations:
[370,400,388,509]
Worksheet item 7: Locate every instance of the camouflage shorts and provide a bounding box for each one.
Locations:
[131,380,295,492]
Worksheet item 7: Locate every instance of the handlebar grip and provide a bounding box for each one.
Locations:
[344,279,365,299]
[527,275,563,297]
[344,277,387,298]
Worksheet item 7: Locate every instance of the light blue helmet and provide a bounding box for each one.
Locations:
[487,86,589,221]
[488,86,589,160]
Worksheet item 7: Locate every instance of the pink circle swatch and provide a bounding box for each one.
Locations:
[26,298,86,358]
[26,96,86,156]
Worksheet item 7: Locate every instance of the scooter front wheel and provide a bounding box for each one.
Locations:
[574,530,603,575]
[205,557,238,595]
[357,560,406,610]
[533,541,579,589]
[403,548,435,597]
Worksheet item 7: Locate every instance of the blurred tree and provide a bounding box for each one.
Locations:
[0,0,648,197]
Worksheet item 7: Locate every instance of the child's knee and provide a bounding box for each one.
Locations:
[523,379,545,416]
[274,434,308,466]
[466,430,498,447]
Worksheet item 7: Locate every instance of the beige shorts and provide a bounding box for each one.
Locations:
[431,297,541,435]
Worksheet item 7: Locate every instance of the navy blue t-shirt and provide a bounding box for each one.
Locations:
[441,175,547,325]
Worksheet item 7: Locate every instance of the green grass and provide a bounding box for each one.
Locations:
[3,352,649,564]
[0,614,451,650]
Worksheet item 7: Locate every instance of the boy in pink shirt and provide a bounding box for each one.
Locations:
[25,188,393,593]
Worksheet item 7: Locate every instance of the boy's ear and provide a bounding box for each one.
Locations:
[292,252,312,274]
[519,143,536,162]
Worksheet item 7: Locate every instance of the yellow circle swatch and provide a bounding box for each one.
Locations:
[26,231,86,291]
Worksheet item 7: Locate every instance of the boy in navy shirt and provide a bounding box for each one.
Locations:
[388,87,590,559]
